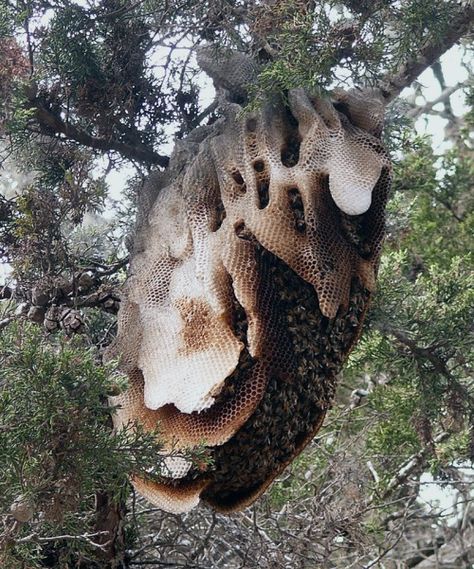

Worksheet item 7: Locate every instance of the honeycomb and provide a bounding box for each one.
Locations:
[107,87,391,513]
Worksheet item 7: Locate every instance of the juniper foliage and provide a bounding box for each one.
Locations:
[0,0,472,567]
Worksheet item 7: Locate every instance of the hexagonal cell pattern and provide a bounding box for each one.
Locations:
[107,88,391,514]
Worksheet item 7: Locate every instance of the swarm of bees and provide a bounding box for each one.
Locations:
[108,86,391,513]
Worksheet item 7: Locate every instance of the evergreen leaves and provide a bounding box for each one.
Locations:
[0,324,164,567]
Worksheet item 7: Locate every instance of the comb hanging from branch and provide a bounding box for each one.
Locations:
[107,51,391,514]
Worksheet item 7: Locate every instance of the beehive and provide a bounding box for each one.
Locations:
[107,87,391,513]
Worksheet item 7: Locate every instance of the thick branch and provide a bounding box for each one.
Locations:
[379,5,474,103]
[25,89,170,168]
[380,432,450,501]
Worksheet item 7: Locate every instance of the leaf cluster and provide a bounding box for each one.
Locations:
[248,0,466,100]
[0,322,166,567]
[343,127,474,484]
[2,141,106,279]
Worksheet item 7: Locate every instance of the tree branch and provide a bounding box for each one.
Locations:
[410,523,474,568]
[379,5,474,103]
[0,285,12,300]
[380,432,450,501]
[15,530,111,550]
[25,87,170,168]
[376,322,452,378]
[407,82,467,119]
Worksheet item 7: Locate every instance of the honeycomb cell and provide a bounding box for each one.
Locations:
[106,87,391,514]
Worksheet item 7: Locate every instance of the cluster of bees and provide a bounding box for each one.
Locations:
[172,240,369,512]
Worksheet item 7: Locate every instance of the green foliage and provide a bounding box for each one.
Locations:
[249,1,382,100]
[268,446,327,509]
[0,322,166,567]
[345,252,474,475]
[36,0,165,145]
[2,141,108,279]
[0,4,14,38]
[391,137,474,264]
[0,0,472,564]
[366,382,421,469]
[255,8,335,94]
[42,5,104,89]
[249,0,465,99]
[340,120,474,487]
[3,97,35,145]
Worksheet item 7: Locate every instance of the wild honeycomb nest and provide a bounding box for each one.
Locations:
[107,86,391,513]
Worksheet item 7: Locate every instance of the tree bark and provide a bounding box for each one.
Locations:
[90,492,128,569]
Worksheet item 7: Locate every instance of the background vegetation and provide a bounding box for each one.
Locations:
[0,1,472,567]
